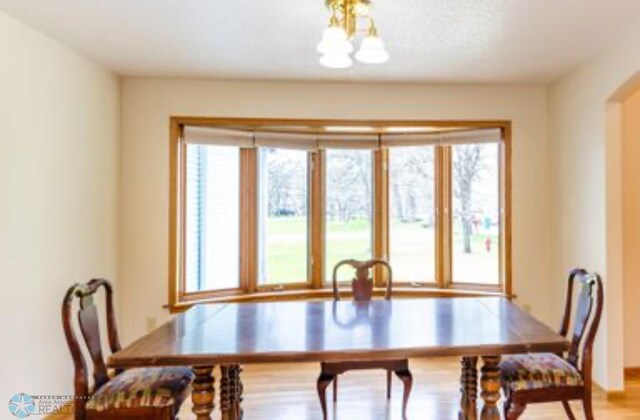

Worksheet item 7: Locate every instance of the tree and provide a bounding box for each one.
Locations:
[326,150,372,222]
[390,147,434,224]
[453,145,485,253]
[266,150,306,217]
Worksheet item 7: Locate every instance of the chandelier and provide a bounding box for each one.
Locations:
[317,0,390,69]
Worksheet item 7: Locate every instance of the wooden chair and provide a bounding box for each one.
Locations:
[500,268,604,420]
[317,259,413,419]
[62,279,193,419]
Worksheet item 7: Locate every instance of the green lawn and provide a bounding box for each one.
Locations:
[262,217,499,285]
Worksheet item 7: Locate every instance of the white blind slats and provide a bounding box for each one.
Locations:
[183,126,502,150]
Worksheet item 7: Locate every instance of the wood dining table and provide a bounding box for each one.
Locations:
[109,297,568,420]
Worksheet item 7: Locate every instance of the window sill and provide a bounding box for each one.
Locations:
[167,287,513,313]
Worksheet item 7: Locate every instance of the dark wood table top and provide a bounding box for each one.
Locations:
[109,297,568,368]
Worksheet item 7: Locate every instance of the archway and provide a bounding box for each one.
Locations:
[607,72,640,387]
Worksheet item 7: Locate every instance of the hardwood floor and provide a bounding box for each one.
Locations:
[171,357,640,419]
[53,357,639,419]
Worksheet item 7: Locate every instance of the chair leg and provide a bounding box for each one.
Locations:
[505,401,526,420]
[317,373,334,420]
[395,369,413,419]
[561,400,576,420]
[386,369,392,399]
[333,375,338,402]
[503,396,511,419]
[583,393,594,420]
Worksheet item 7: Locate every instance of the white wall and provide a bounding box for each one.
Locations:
[622,88,640,368]
[119,78,552,343]
[0,10,120,401]
[548,26,640,391]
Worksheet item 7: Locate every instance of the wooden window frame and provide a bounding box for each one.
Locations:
[255,148,313,292]
[169,117,512,312]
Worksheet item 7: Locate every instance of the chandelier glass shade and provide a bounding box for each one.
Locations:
[318,0,389,69]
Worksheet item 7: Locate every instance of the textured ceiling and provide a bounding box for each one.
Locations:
[1,0,640,83]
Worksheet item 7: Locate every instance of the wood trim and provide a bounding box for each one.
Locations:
[169,117,513,308]
[171,116,509,131]
[624,367,640,381]
[440,146,453,289]
[502,124,513,298]
[310,151,325,288]
[168,287,512,313]
[168,120,182,308]
[373,149,389,287]
[240,149,258,293]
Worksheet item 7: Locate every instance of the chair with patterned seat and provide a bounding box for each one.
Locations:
[500,268,604,420]
[62,279,193,419]
[317,259,413,420]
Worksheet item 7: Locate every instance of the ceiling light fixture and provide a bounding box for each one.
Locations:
[318,0,389,69]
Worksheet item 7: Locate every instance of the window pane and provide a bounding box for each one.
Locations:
[185,144,240,292]
[452,143,500,284]
[389,146,436,282]
[325,149,373,282]
[258,148,309,285]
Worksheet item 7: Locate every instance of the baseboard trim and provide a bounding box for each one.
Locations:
[624,366,640,380]
[593,380,626,400]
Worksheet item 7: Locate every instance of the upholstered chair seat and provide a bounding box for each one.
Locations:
[90,367,193,412]
[500,353,583,392]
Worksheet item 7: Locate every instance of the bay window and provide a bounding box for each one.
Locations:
[170,119,511,308]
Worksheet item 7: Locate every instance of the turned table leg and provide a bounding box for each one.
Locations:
[479,356,501,420]
[220,365,243,420]
[459,356,478,420]
[192,366,215,420]
[220,366,232,420]
[230,364,244,420]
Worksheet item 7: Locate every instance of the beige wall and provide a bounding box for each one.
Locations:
[0,10,120,400]
[623,88,640,368]
[548,26,640,390]
[119,78,552,343]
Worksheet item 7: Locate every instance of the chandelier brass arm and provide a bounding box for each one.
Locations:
[317,0,389,69]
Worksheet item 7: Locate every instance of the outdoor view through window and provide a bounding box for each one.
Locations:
[389,146,436,283]
[452,143,500,284]
[259,148,309,285]
[325,149,373,282]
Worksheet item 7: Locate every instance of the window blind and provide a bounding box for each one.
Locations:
[183,126,502,150]
[183,126,254,147]
[317,134,379,150]
[380,128,502,147]
[185,145,207,292]
[254,132,317,151]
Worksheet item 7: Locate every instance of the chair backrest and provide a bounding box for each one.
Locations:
[332,259,393,301]
[62,279,121,418]
[558,269,604,381]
